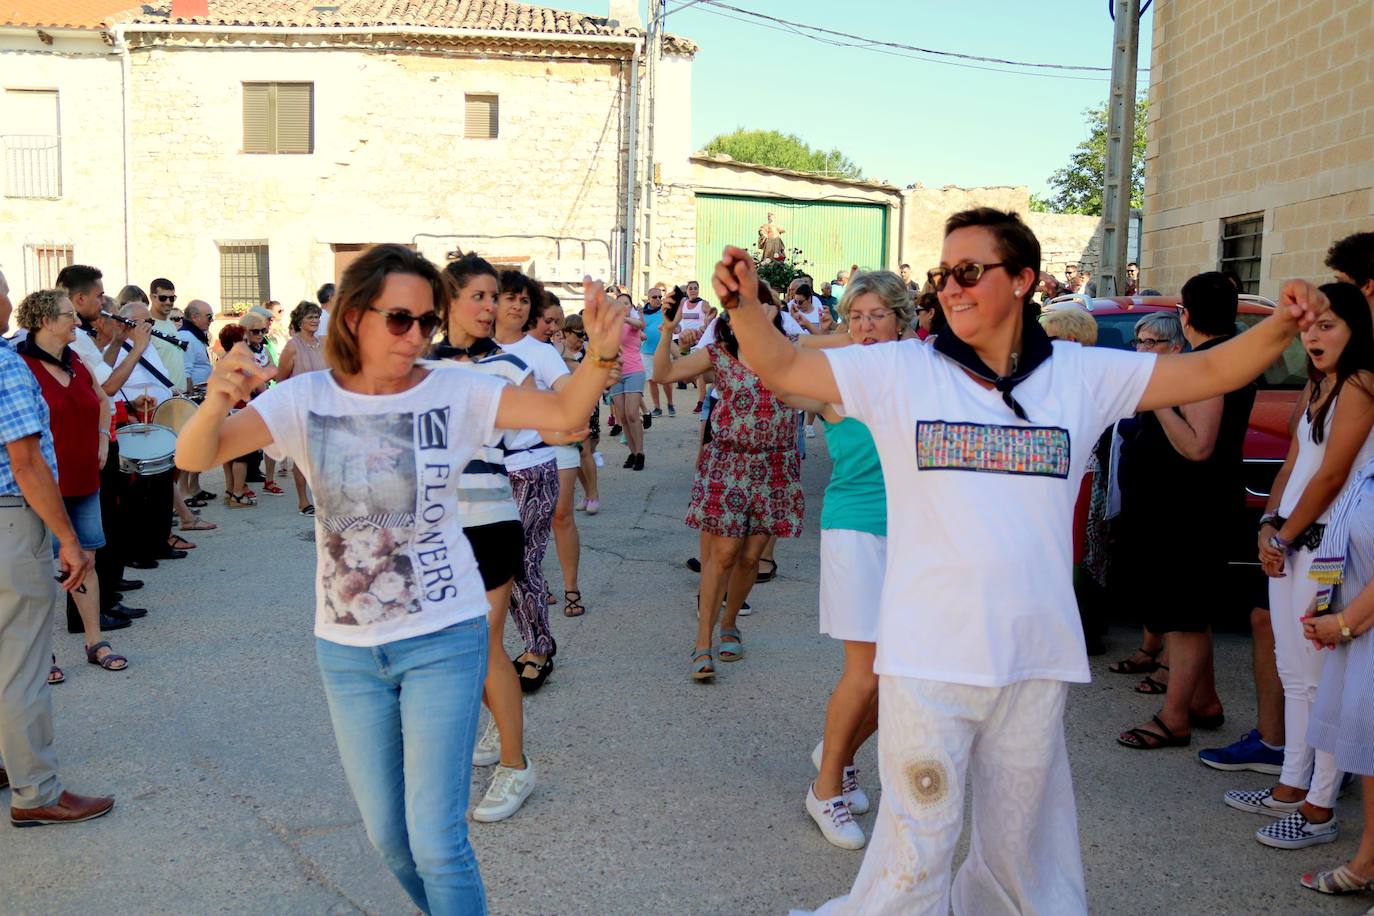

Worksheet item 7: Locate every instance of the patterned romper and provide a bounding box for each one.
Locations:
[685,344,803,538]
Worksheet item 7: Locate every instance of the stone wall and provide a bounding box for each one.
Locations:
[1026,212,1105,282]
[1143,0,1374,298]
[0,35,127,297]
[123,39,632,309]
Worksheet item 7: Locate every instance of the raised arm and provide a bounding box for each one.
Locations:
[1137,280,1329,412]
[712,246,840,405]
[651,305,711,384]
[175,343,276,471]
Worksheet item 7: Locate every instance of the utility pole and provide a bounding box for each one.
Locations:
[1099,0,1140,296]
[635,0,665,299]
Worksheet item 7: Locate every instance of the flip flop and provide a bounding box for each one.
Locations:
[167,535,197,550]
[180,518,217,531]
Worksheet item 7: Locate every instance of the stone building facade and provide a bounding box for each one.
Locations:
[1142,0,1373,298]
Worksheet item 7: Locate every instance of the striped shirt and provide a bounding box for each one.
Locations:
[433,352,531,527]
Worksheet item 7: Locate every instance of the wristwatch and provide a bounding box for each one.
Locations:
[1337,612,1352,640]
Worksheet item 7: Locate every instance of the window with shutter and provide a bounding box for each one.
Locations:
[3,89,62,197]
[242,82,313,154]
[464,94,498,139]
[219,242,271,314]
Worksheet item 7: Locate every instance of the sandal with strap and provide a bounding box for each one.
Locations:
[719,627,744,662]
[691,647,715,681]
[1135,665,1169,695]
[513,654,553,693]
[755,558,778,583]
[225,492,256,508]
[167,535,197,550]
[1118,714,1190,749]
[563,590,585,618]
[181,517,217,531]
[1108,646,1162,674]
[48,654,65,685]
[85,641,128,672]
[1301,865,1374,895]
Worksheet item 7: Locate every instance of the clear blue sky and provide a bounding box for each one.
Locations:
[662,0,1153,195]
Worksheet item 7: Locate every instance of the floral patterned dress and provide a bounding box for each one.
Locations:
[685,343,804,538]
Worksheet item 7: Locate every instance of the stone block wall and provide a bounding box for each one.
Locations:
[1143,0,1374,298]
[124,41,631,308]
[1026,212,1105,282]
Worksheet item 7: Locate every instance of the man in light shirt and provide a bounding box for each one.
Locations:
[148,278,188,392]
[177,300,214,389]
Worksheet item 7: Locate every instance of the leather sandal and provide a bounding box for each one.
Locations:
[85,641,128,672]
[1134,665,1169,694]
[1117,714,1190,749]
[563,590,585,618]
[48,654,65,685]
[1108,646,1161,674]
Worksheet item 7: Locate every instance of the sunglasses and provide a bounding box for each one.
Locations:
[369,307,441,337]
[926,262,1008,292]
[156,294,177,303]
[247,328,265,335]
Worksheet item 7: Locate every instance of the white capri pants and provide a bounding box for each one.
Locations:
[794,676,1086,916]
[1269,547,1341,807]
[553,444,581,472]
[818,529,884,643]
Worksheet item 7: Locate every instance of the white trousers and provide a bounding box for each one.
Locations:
[795,676,1086,916]
[1268,549,1341,806]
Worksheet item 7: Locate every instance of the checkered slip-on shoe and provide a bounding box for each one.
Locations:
[1256,810,1338,849]
[1224,787,1304,818]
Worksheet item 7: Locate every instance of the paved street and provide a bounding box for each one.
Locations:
[1,413,1368,916]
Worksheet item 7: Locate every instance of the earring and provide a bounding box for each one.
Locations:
[1014,289,1022,296]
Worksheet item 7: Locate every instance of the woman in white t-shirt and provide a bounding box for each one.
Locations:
[493,273,582,685]
[713,209,1334,916]
[175,244,626,915]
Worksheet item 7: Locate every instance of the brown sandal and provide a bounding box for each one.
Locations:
[1118,714,1190,749]
[1108,646,1161,674]
[1134,665,1169,694]
[563,590,585,617]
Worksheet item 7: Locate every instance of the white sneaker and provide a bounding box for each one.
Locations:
[805,784,865,850]
[472,717,501,767]
[473,756,536,823]
[842,766,870,815]
[593,452,604,468]
[1256,810,1338,849]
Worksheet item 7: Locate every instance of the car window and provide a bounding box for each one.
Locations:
[1092,312,1305,390]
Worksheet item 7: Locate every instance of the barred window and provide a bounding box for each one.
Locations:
[27,243,73,289]
[464,94,499,139]
[243,83,314,154]
[3,89,62,198]
[219,242,270,315]
[1219,213,1263,295]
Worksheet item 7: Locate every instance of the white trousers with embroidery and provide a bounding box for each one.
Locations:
[794,676,1086,916]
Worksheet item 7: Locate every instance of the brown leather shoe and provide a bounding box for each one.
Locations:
[11,790,113,827]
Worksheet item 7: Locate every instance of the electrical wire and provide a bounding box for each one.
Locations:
[695,0,1148,75]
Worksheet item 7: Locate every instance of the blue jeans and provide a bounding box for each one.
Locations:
[316,618,489,915]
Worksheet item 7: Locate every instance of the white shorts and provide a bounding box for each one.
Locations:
[554,444,581,471]
[818,529,885,642]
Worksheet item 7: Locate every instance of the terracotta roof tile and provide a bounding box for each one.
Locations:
[115,1,697,52]
[0,0,130,28]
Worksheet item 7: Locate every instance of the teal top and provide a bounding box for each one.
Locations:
[821,416,886,536]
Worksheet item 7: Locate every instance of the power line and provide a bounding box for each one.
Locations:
[692,0,1149,79]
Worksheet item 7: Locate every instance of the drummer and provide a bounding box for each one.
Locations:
[115,301,205,562]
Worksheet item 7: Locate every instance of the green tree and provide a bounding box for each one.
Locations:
[1042,94,1147,216]
[702,128,862,180]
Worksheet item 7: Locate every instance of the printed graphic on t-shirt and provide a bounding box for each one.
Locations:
[916,420,1071,478]
[307,411,446,626]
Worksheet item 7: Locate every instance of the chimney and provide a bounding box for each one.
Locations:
[608,0,642,30]
[171,0,209,19]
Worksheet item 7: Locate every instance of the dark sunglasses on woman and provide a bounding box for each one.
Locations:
[926,262,1008,292]
[368,308,442,337]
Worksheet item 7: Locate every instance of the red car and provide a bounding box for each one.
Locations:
[1050,293,1307,567]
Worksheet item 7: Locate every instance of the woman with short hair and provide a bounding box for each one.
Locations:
[1039,306,1099,345]
[176,243,625,914]
[14,290,125,671]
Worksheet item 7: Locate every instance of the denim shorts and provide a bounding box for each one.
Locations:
[53,491,105,557]
[608,371,646,398]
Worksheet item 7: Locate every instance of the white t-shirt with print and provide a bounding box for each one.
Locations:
[496,335,570,472]
[824,339,1156,687]
[252,365,504,647]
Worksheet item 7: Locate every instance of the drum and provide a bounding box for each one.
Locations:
[152,395,198,433]
[117,424,178,476]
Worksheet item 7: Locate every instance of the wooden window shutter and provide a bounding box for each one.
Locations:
[243,83,272,153]
[275,83,314,154]
[464,94,498,139]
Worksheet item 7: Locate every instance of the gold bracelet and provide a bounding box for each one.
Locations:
[588,354,619,369]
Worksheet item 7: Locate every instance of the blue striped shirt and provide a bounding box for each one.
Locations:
[0,337,60,496]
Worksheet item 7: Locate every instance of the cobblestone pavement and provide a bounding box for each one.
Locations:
[0,414,1366,915]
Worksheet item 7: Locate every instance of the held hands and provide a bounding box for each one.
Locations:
[1257,523,1287,577]
[580,276,629,360]
[1277,280,1331,333]
[711,246,760,311]
[207,342,276,407]
[1302,610,1343,650]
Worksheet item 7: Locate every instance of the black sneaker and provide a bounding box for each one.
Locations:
[633,453,645,471]
[623,453,636,469]
[642,413,652,430]
[609,423,623,437]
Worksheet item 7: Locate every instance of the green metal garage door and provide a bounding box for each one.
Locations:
[694,194,888,293]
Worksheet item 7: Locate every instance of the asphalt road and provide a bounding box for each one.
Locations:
[1,411,1367,915]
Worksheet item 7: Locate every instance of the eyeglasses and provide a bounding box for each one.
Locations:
[649,294,663,299]
[1131,337,1170,349]
[926,262,1008,292]
[368,307,441,338]
[156,294,177,303]
[55,310,78,320]
[915,306,936,314]
[848,310,894,325]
